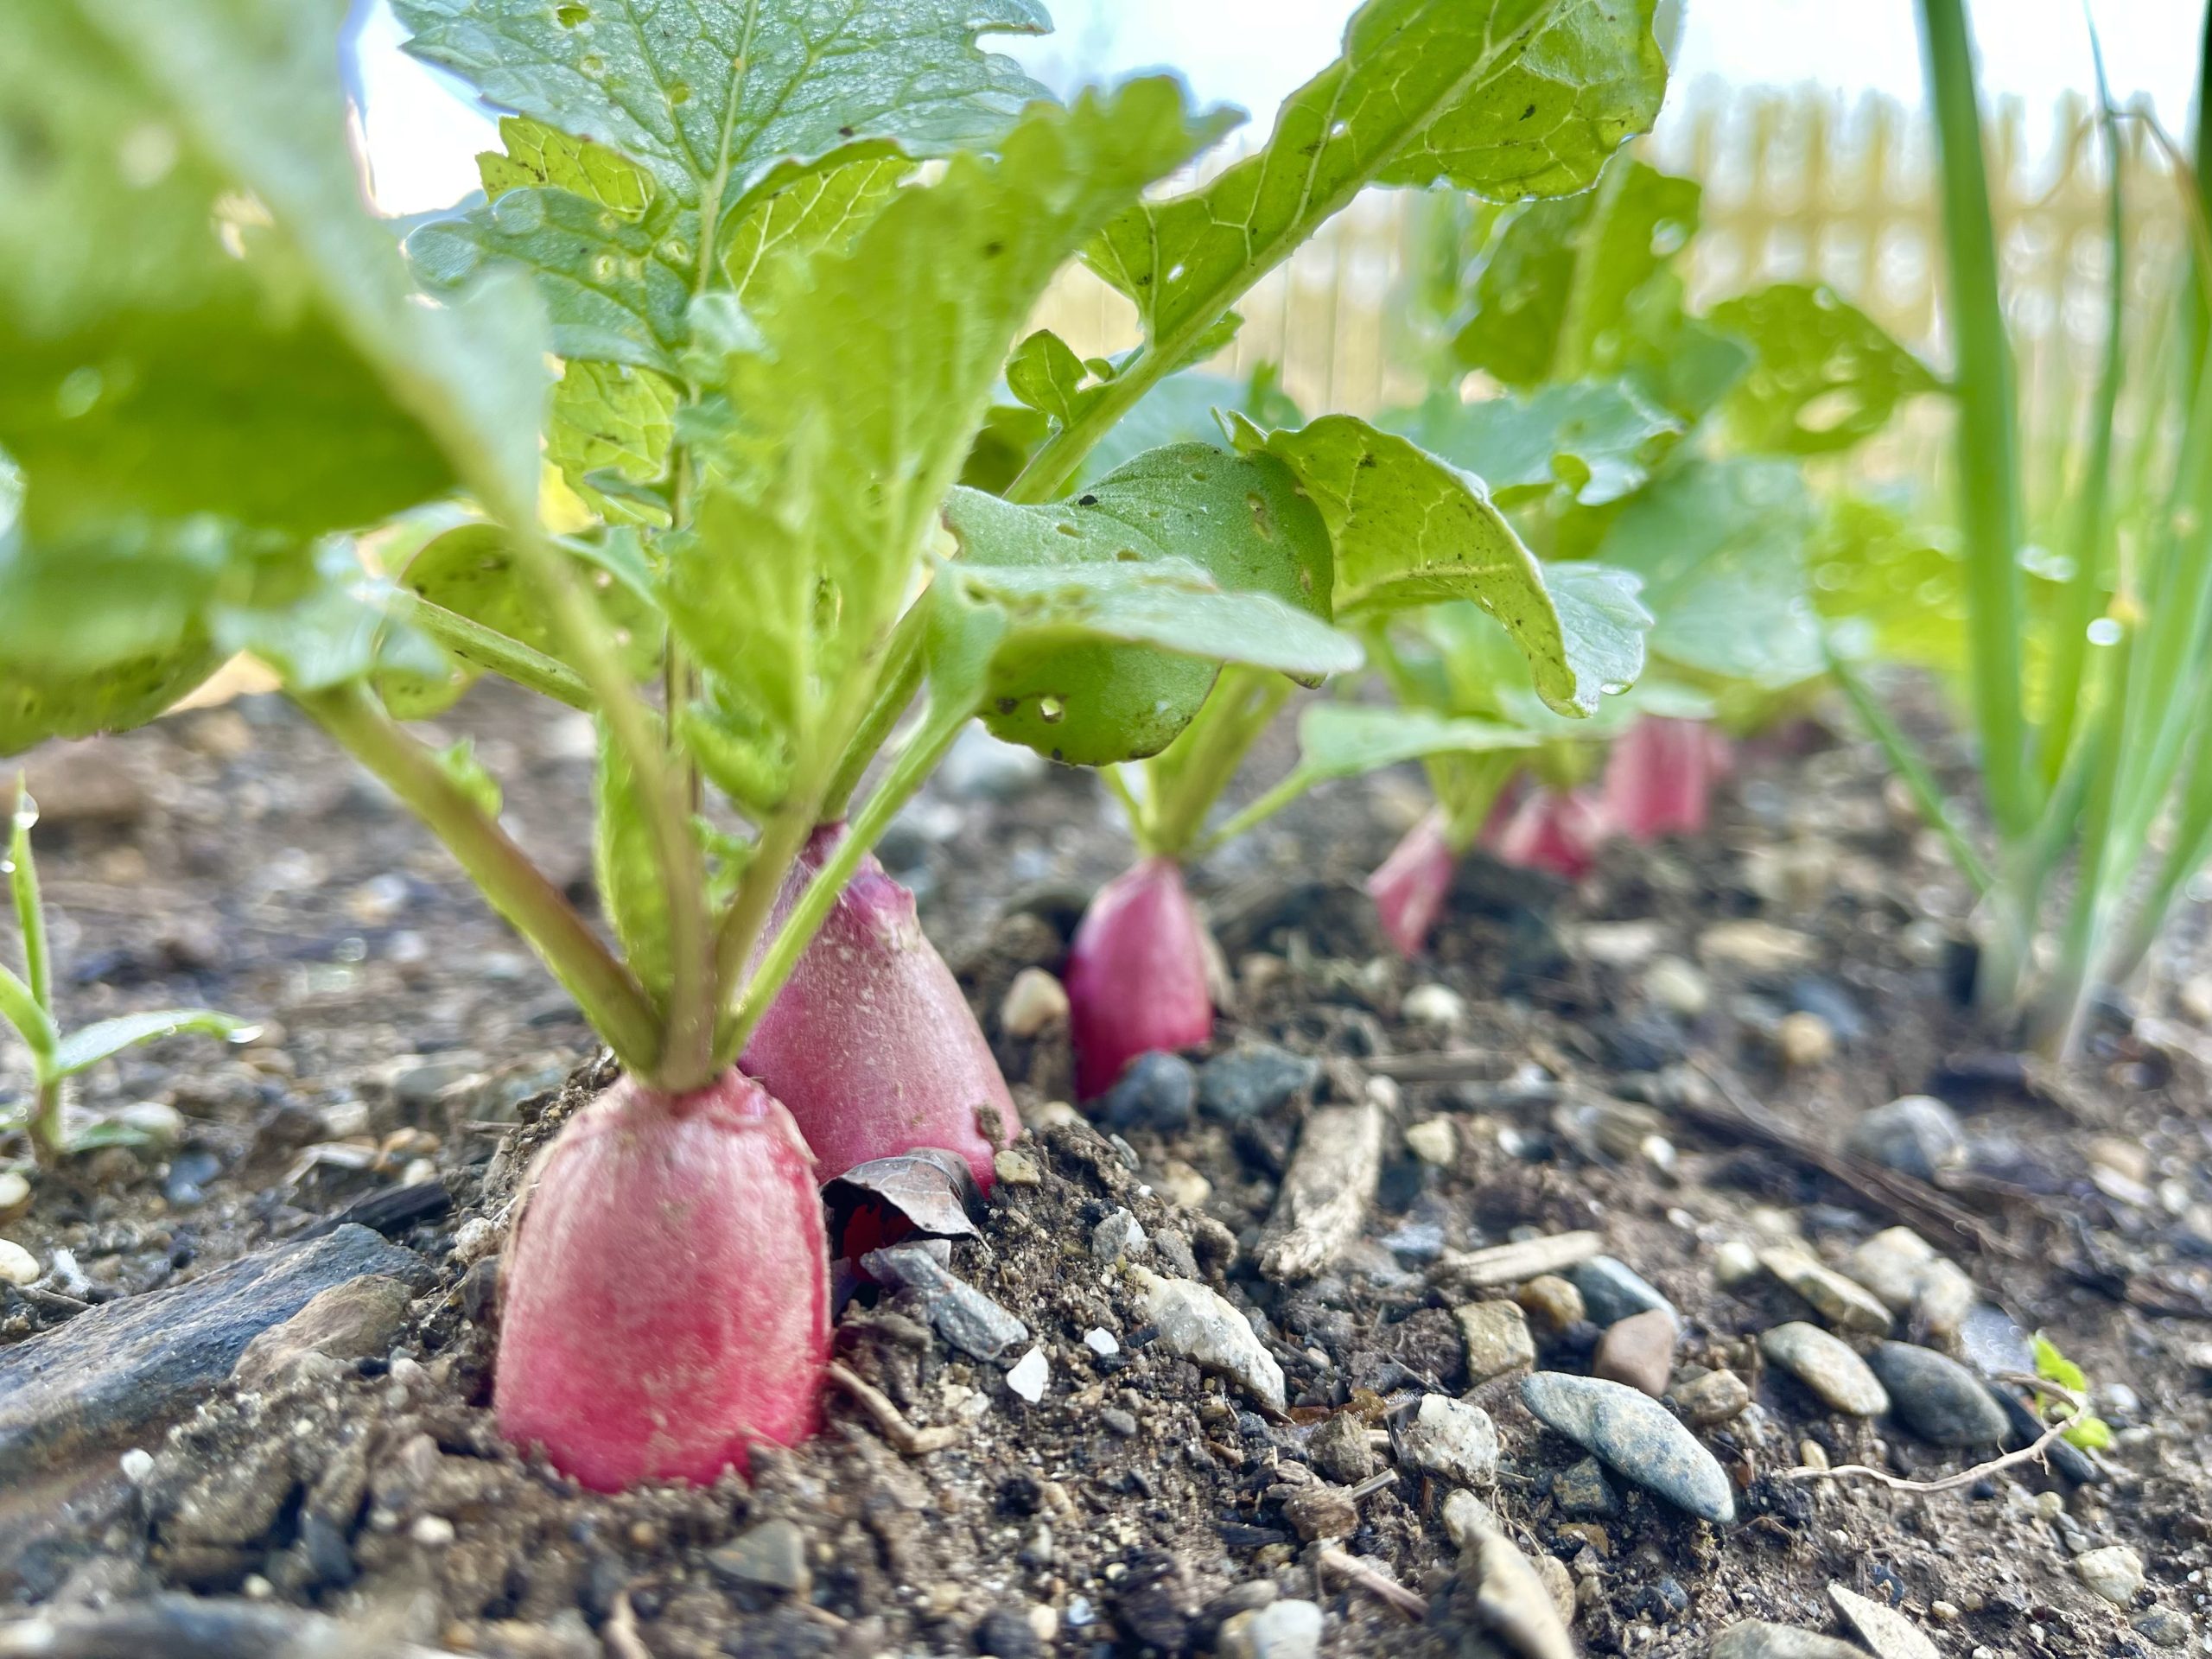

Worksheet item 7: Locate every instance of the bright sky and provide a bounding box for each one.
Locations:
[353,0,2207,215]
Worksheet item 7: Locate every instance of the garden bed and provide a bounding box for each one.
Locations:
[3,684,2210,1659]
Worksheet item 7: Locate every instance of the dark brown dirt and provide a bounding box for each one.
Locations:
[4,683,2212,1657]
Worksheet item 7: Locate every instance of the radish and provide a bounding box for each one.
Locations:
[1367,809,1459,958]
[1604,715,1731,842]
[1483,783,1611,880]
[741,822,1018,1191]
[1065,857,1213,1099]
[494,1071,829,1492]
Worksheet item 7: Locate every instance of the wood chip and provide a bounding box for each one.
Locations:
[1256,1102,1384,1282]
[1433,1231,1604,1291]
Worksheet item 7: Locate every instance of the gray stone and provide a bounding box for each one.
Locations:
[863,1245,1029,1363]
[1552,1455,1617,1516]
[1847,1227,1937,1313]
[1519,1372,1734,1523]
[1866,1342,2010,1446]
[1218,1598,1322,1659]
[1090,1210,1148,1265]
[1827,1583,1940,1659]
[1956,1301,2036,1379]
[232,1274,411,1392]
[1758,1322,1890,1416]
[1197,1044,1319,1123]
[2134,1608,2194,1647]
[0,1226,417,1482]
[1845,1094,1965,1182]
[1135,1268,1285,1411]
[1567,1255,1677,1326]
[1672,1369,1751,1426]
[1098,1052,1197,1132]
[1710,1621,1866,1658]
[1454,1300,1537,1382]
[1306,1411,1376,1484]
[709,1518,810,1595]
[1401,1395,1498,1488]
[1758,1247,1891,1335]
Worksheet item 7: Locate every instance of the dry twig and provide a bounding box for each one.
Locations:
[1316,1545,1428,1621]
[1777,1375,2085,1494]
[602,1592,653,1659]
[826,1360,963,1455]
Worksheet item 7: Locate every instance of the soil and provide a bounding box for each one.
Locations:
[4,681,2212,1658]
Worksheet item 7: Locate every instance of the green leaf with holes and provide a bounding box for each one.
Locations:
[944,442,1342,763]
[1230,414,1642,717]
[1594,456,1823,687]
[1453,156,1701,389]
[666,82,1220,800]
[398,0,1046,369]
[1089,0,1663,371]
[1709,282,1939,455]
[548,361,681,527]
[1388,380,1682,506]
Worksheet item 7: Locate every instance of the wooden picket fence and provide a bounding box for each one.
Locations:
[1028,87,2190,493]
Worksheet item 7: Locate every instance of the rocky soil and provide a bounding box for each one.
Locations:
[3,685,2212,1658]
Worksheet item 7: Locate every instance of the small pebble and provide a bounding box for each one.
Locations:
[1828,1583,1939,1659]
[1846,1227,1936,1313]
[119,1448,155,1484]
[1306,1411,1376,1484]
[0,1170,29,1220]
[1084,1327,1120,1357]
[1217,1598,1321,1659]
[2075,1543,2145,1606]
[1102,1408,1139,1437]
[1759,1322,1890,1416]
[709,1519,811,1595]
[1401,1395,1498,1488]
[1566,1255,1676,1327]
[1845,1094,1966,1182]
[1402,983,1466,1027]
[1091,1209,1147,1264]
[1866,1341,2010,1446]
[1135,1268,1285,1411]
[1643,955,1710,1018]
[1710,1621,1865,1658]
[1005,1346,1049,1403]
[1197,1044,1318,1123]
[999,968,1069,1038]
[410,1516,455,1548]
[1470,1529,1575,1659]
[2133,1608,2194,1647]
[1099,1052,1196,1133]
[993,1148,1042,1187]
[1404,1116,1456,1166]
[1517,1274,1585,1336]
[1713,1239,1762,1288]
[1552,1456,1617,1516]
[1759,1247,1891,1335]
[1672,1369,1751,1426]
[1519,1372,1733,1523]
[1455,1300,1537,1381]
[1592,1308,1677,1397]
[1778,1010,1835,1067]
[0,1238,39,1287]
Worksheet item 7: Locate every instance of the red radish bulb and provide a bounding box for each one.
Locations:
[1483,785,1610,880]
[495,1071,829,1491]
[1065,856,1212,1099]
[1367,808,1457,957]
[1603,716,1731,842]
[742,822,1017,1191]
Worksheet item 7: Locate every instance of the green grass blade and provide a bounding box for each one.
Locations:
[8,779,48,1013]
[1917,0,2034,842]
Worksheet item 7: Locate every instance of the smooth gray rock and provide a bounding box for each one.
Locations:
[1711,1620,1866,1658]
[1758,1322,1890,1416]
[1866,1341,2010,1446]
[709,1518,811,1595]
[1552,1456,1618,1516]
[1519,1372,1734,1523]
[1845,1094,1965,1182]
[862,1245,1029,1363]
[1827,1582,1940,1659]
[1198,1045,1319,1123]
[0,1225,418,1482]
[1566,1255,1677,1326]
